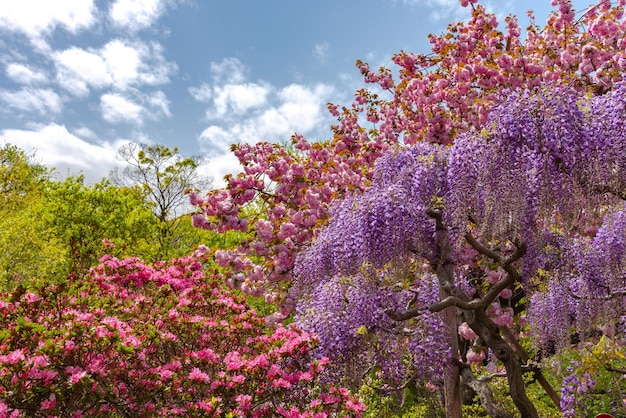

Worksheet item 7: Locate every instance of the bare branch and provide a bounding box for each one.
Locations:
[583,345,626,375]
[429,295,482,312]
[465,232,502,263]
[384,306,428,321]
[606,288,626,300]
[503,241,527,267]
[385,295,483,322]
[365,372,418,395]
[590,184,626,201]
[500,326,561,408]
[476,372,508,382]
[464,233,527,308]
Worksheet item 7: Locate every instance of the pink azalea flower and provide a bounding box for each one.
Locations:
[69,371,87,385]
[188,367,210,383]
[0,349,25,365]
[39,393,56,411]
[24,292,41,304]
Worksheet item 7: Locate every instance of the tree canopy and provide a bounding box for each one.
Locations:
[111,142,213,260]
[294,85,626,417]
[192,0,626,312]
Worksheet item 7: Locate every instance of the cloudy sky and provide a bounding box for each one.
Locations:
[0,0,589,187]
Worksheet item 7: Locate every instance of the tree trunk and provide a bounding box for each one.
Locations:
[427,209,539,417]
[467,311,539,418]
[442,288,462,418]
[430,210,463,417]
[460,366,513,418]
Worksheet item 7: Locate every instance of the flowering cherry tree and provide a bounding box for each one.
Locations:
[0,247,363,417]
[295,85,626,417]
[192,0,626,320]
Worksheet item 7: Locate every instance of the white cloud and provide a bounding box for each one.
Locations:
[400,0,511,21]
[199,125,232,156]
[395,0,470,21]
[134,42,177,86]
[5,63,48,84]
[100,93,144,124]
[197,80,334,185]
[198,152,241,189]
[257,108,290,138]
[146,90,171,118]
[188,83,212,102]
[210,57,247,85]
[276,84,332,133]
[100,90,171,125]
[197,83,334,150]
[109,0,169,31]
[191,58,272,120]
[420,0,457,7]
[0,87,62,116]
[194,58,336,168]
[54,47,112,96]
[198,82,333,149]
[0,0,95,40]
[54,39,177,97]
[197,125,244,188]
[313,42,330,64]
[73,126,98,141]
[0,123,125,184]
[100,40,142,88]
[211,83,270,118]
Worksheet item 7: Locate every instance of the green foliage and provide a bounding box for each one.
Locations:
[0,200,65,288]
[0,144,48,212]
[156,214,248,260]
[461,373,562,418]
[0,144,232,290]
[549,339,626,417]
[523,381,563,418]
[43,176,156,276]
[357,368,566,418]
[0,144,63,288]
[357,374,445,418]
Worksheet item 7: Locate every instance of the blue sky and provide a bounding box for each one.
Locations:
[0,0,590,187]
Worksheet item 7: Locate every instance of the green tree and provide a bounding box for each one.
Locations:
[0,200,66,289]
[44,176,156,276]
[0,144,63,288]
[110,142,212,259]
[0,144,48,212]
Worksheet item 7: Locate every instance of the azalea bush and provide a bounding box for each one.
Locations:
[0,247,363,417]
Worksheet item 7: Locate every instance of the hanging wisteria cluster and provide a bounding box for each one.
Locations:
[292,270,447,390]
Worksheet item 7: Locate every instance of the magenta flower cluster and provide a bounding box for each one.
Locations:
[0,249,363,417]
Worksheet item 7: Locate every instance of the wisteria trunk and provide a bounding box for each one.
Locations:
[431,212,539,418]
[441,287,462,418]
[465,311,539,418]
